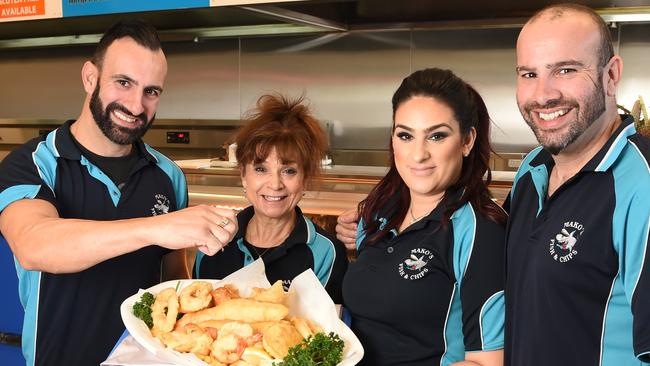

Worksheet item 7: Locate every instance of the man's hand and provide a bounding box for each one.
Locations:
[149,205,238,256]
[336,209,359,251]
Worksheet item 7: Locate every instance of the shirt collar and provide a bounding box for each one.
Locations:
[375,185,464,227]
[53,119,156,163]
[585,114,636,172]
[235,205,308,251]
[527,114,636,173]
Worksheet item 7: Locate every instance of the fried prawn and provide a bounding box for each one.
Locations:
[160,324,213,356]
[211,284,240,305]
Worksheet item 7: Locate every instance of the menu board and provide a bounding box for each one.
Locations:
[62,0,209,17]
[0,0,61,22]
[211,0,306,5]
[0,0,309,23]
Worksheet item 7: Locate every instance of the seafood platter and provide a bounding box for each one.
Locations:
[120,260,363,366]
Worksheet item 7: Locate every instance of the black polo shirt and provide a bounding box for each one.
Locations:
[342,191,506,366]
[504,116,650,366]
[0,120,188,366]
[194,205,348,303]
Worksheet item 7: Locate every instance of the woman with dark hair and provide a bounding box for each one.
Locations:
[194,94,348,303]
[341,68,506,366]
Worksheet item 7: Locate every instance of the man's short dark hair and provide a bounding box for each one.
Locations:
[529,3,615,69]
[92,18,162,69]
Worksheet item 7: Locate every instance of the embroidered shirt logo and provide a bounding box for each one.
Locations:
[281,279,292,292]
[549,221,584,263]
[398,248,434,280]
[151,194,170,216]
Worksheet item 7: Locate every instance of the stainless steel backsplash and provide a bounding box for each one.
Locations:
[1,24,648,164]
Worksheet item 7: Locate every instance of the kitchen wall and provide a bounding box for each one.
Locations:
[1,23,648,156]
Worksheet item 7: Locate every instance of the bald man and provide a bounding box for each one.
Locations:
[334,3,650,365]
[505,3,650,365]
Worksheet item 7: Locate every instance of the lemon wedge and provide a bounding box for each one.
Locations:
[259,360,282,366]
[241,347,278,366]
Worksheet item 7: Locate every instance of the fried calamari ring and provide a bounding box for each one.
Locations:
[179,281,213,313]
[151,288,179,335]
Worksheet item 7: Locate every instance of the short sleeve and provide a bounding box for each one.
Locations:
[0,139,58,213]
[317,227,348,304]
[611,152,650,362]
[144,144,187,210]
[621,197,650,362]
[309,220,348,304]
[630,217,650,362]
[355,218,367,251]
[452,206,506,351]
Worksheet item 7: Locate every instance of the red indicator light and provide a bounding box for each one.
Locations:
[178,133,185,138]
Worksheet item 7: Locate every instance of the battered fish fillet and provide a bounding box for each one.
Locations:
[176,299,289,328]
[251,280,287,305]
[289,316,315,339]
[196,319,283,334]
[261,322,304,359]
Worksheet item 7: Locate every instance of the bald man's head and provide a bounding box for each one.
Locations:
[526,4,614,69]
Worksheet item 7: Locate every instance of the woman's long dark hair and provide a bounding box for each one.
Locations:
[359,68,507,245]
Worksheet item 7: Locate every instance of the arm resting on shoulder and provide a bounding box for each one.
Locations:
[452,349,503,366]
[336,209,359,251]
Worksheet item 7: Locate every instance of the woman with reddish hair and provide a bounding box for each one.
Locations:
[194,94,348,303]
[341,68,506,366]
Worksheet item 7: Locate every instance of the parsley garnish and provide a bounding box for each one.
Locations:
[132,292,155,328]
[275,332,344,366]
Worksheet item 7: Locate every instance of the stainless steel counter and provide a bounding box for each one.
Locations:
[178,159,513,211]
[188,185,367,216]
[177,159,389,179]
[180,160,377,214]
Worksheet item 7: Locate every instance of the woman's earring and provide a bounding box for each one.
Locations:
[243,188,247,194]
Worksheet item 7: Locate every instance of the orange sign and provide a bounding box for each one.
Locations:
[1,0,45,19]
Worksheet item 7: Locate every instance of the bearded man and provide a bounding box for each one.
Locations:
[504,4,650,366]
[0,19,237,365]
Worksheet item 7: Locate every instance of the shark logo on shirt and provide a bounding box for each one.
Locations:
[398,248,434,280]
[555,228,578,251]
[549,221,584,263]
[404,254,427,271]
[150,194,170,216]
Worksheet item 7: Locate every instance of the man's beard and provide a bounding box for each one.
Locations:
[89,83,154,145]
[518,77,606,155]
